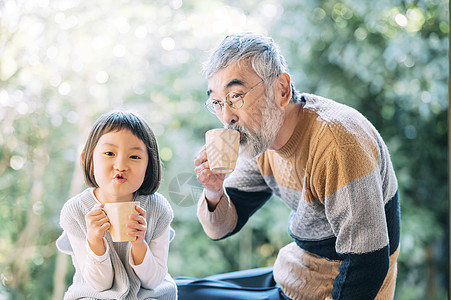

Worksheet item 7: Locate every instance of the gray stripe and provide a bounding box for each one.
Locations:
[376,133,399,204]
[263,176,335,241]
[325,170,390,254]
[225,157,272,193]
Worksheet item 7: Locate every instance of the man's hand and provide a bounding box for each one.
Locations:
[194,145,226,209]
[85,203,110,256]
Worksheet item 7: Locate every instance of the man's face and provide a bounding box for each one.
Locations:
[207,61,284,158]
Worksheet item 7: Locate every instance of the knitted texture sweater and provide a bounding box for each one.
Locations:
[57,188,177,300]
[197,93,401,300]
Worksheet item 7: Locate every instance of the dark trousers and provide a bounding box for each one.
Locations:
[175,267,291,300]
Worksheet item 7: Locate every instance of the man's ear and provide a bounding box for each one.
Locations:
[277,73,292,107]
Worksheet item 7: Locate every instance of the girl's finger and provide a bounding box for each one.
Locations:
[97,214,109,224]
[88,207,106,217]
[134,205,146,216]
[91,203,104,211]
[89,210,108,222]
[100,222,110,231]
[127,230,140,237]
[128,219,146,230]
[130,215,146,226]
[127,224,145,232]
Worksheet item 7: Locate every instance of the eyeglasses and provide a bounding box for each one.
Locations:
[205,80,264,115]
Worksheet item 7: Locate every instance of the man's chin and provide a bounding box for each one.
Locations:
[238,143,266,159]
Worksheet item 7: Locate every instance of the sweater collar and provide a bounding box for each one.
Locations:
[275,113,305,159]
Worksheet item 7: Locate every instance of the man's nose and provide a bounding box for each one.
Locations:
[219,104,238,125]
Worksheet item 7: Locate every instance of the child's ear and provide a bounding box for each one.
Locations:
[81,152,85,163]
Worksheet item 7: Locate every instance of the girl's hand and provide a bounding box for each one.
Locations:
[129,205,148,264]
[85,203,110,255]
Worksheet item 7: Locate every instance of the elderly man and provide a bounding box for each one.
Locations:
[188,33,400,300]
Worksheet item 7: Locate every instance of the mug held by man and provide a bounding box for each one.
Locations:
[205,128,240,174]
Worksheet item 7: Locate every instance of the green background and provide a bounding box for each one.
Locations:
[0,0,448,299]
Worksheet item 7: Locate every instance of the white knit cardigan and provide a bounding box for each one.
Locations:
[56,188,177,300]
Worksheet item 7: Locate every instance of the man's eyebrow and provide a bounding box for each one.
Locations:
[207,78,246,97]
[225,78,245,89]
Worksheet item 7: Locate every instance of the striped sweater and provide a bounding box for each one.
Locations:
[197,93,400,300]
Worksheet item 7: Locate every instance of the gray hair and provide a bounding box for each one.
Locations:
[203,32,301,103]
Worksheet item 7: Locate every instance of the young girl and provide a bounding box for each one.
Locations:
[56,111,177,300]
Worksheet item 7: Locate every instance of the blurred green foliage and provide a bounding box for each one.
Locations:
[0,0,448,299]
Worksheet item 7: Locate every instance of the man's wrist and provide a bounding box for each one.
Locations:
[205,189,224,211]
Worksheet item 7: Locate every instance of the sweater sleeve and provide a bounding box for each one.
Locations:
[197,157,273,240]
[197,190,238,240]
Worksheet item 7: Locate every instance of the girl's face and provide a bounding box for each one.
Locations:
[92,129,148,203]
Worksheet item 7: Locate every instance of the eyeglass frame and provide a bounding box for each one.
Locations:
[204,79,265,115]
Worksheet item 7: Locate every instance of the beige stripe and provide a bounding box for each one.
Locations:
[196,190,238,240]
[273,242,400,300]
[257,108,380,202]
